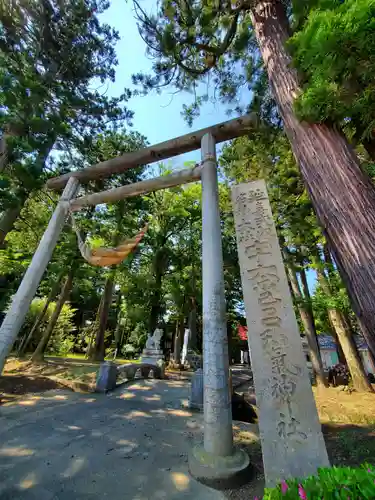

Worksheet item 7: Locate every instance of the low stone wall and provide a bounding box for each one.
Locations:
[95,361,165,393]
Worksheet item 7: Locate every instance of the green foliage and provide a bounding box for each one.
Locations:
[290,0,375,143]
[132,0,264,123]
[263,464,375,499]
[0,0,370,372]
[0,128,148,319]
[121,344,137,358]
[313,274,350,313]
[0,0,133,212]
[20,297,76,354]
[56,336,76,357]
[133,0,375,157]
[311,269,361,336]
[219,128,322,250]
[128,324,147,347]
[115,168,204,334]
[219,125,366,352]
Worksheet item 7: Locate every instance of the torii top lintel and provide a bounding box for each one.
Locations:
[46,113,258,191]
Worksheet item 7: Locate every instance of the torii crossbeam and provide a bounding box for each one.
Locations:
[47,114,257,190]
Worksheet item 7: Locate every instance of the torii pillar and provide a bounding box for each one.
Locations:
[188,133,251,488]
[0,177,79,372]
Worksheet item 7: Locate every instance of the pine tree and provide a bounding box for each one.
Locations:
[0,0,133,244]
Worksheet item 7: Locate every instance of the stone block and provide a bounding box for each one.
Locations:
[141,366,151,378]
[232,180,330,486]
[189,368,204,411]
[126,366,137,380]
[95,361,118,393]
[140,348,165,372]
[185,351,202,370]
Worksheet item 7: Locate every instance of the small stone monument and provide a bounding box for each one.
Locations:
[141,328,165,369]
[189,368,204,410]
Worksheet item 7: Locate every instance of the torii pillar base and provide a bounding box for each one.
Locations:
[189,445,252,490]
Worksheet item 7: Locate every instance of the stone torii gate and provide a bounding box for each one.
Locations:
[0,114,255,486]
[0,113,329,488]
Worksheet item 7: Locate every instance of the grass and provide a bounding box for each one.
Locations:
[114,358,141,364]
[2,354,142,396]
[323,423,375,467]
[45,353,141,364]
[310,386,375,468]
[46,352,87,360]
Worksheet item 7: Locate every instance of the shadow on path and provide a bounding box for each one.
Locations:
[0,379,225,500]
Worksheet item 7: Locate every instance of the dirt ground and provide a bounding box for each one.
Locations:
[0,357,185,403]
[226,386,375,499]
[0,358,99,403]
[314,385,375,424]
[315,386,375,467]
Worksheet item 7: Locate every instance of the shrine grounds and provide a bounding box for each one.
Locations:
[1,357,375,499]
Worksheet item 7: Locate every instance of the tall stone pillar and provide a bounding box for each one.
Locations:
[232,180,329,487]
[188,133,250,489]
[201,132,232,457]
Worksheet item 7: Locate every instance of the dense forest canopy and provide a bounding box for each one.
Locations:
[0,0,374,391]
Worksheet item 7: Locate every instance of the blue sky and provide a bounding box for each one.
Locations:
[99,1,236,167]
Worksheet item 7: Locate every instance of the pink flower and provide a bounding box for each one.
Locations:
[298,484,307,500]
[281,480,289,494]
[368,468,372,472]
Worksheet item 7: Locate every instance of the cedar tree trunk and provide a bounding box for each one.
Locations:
[149,247,166,333]
[113,293,123,359]
[188,297,197,350]
[89,274,115,362]
[0,204,25,247]
[251,1,375,356]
